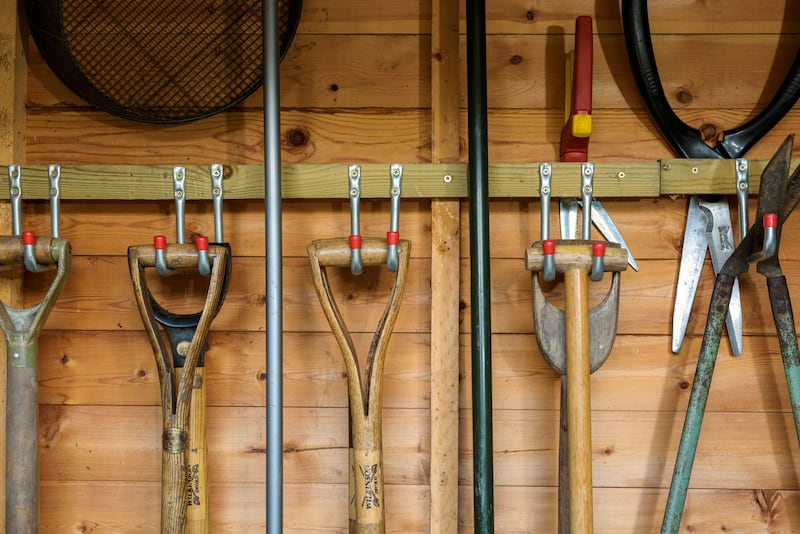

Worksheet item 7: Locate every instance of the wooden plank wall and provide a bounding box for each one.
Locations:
[10,0,800,531]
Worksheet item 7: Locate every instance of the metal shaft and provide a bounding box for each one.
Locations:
[662,273,732,533]
[263,2,283,532]
[466,0,494,531]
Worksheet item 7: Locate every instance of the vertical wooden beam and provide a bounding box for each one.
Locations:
[430,0,460,532]
[0,0,28,525]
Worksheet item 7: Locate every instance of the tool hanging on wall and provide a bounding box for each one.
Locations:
[128,166,231,534]
[25,0,302,123]
[465,1,495,530]
[558,16,638,273]
[528,162,628,533]
[307,165,409,534]
[2,165,71,534]
[661,136,800,532]
[622,0,800,355]
[547,16,631,532]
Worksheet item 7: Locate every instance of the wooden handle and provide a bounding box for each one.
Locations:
[0,235,58,265]
[161,419,188,534]
[308,237,399,267]
[186,369,209,534]
[564,268,594,532]
[129,243,228,270]
[307,237,411,534]
[526,240,628,273]
[128,243,229,534]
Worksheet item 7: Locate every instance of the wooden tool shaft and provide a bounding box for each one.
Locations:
[564,268,593,533]
[5,366,38,534]
[350,414,384,534]
[161,413,189,533]
[186,369,209,534]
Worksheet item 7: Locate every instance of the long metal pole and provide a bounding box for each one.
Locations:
[466,0,494,531]
[263,2,283,533]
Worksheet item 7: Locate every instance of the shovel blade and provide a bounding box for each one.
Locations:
[532,271,621,374]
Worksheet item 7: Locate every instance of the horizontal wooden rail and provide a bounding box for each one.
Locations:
[0,160,792,200]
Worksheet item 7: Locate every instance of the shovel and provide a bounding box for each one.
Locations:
[307,236,410,534]
[129,240,230,533]
[2,165,71,534]
[527,168,627,532]
[129,167,231,533]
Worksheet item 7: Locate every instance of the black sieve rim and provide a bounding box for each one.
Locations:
[25,0,302,123]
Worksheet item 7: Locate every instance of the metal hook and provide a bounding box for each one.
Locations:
[154,235,175,276]
[211,164,224,243]
[387,164,403,272]
[539,163,552,241]
[581,162,594,240]
[8,166,51,272]
[348,164,363,275]
[8,164,21,237]
[22,231,49,273]
[747,213,778,263]
[539,163,556,282]
[590,241,606,281]
[49,164,61,238]
[542,239,557,282]
[173,166,186,245]
[736,158,749,241]
[196,235,211,276]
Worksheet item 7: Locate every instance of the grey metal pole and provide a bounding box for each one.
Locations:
[263,1,283,532]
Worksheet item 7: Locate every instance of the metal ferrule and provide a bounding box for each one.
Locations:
[348,165,363,275]
[211,164,224,242]
[387,164,403,272]
[581,162,594,240]
[736,158,749,241]
[163,427,187,454]
[49,164,61,238]
[173,167,186,245]
[539,163,552,241]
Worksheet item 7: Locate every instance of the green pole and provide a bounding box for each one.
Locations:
[466,0,494,531]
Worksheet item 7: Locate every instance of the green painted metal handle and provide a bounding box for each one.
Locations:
[661,273,732,533]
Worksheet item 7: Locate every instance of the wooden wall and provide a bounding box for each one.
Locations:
[7,0,800,531]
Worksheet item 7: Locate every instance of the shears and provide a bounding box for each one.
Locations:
[660,135,800,532]
[622,0,800,355]
[559,15,638,271]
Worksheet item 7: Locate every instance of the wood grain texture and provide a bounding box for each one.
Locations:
[16,0,800,531]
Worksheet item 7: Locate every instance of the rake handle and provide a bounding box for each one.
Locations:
[564,268,593,533]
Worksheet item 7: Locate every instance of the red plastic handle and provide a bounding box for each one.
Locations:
[22,231,36,246]
[195,235,209,250]
[560,15,593,162]
[153,235,167,250]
